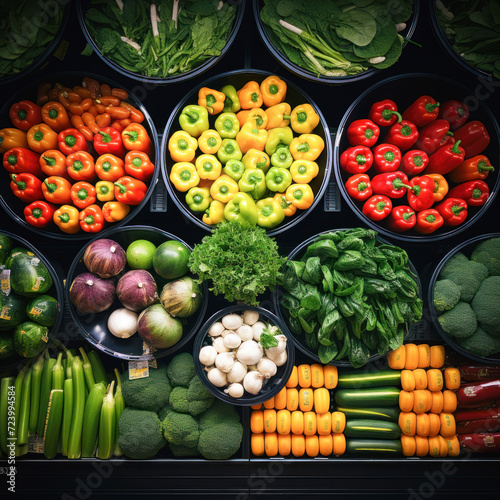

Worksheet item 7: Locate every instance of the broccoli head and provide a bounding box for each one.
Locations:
[169,443,201,457]
[433,279,461,312]
[198,399,241,432]
[438,301,477,339]
[121,363,172,413]
[118,408,166,459]
[166,352,196,387]
[456,326,500,357]
[169,386,189,414]
[162,411,199,448]
[187,376,214,416]
[158,404,173,422]
[471,237,500,276]
[197,421,243,460]
[471,276,500,336]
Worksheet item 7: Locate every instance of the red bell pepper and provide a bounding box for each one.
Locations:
[414,209,444,234]
[438,100,469,130]
[448,155,495,183]
[58,128,89,155]
[401,149,429,175]
[23,200,56,228]
[371,171,411,199]
[2,147,42,177]
[402,95,440,127]
[435,197,468,226]
[362,194,392,221]
[79,204,105,233]
[368,99,402,127]
[9,100,42,131]
[94,127,126,157]
[453,120,490,159]
[124,150,155,181]
[345,173,372,201]
[425,140,465,175]
[372,143,402,173]
[414,119,454,155]
[387,205,416,232]
[346,119,380,147]
[122,123,152,155]
[339,145,373,174]
[70,181,97,209]
[448,180,489,207]
[384,120,419,151]
[407,175,435,211]
[113,176,147,205]
[10,173,43,203]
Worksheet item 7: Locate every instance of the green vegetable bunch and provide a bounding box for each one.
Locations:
[189,221,287,306]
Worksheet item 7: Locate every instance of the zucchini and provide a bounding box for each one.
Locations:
[334,386,400,407]
[345,419,401,439]
[338,369,401,389]
[336,406,400,422]
[346,438,402,456]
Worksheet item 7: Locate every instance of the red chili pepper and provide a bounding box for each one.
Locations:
[372,143,402,173]
[435,197,468,226]
[386,205,416,232]
[9,100,43,131]
[2,147,42,177]
[448,180,489,207]
[362,194,392,221]
[94,127,126,157]
[453,120,490,159]
[346,119,380,147]
[459,366,500,383]
[339,145,373,174]
[58,128,89,155]
[23,200,56,228]
[402,95,440,127]
[414,119,454,155]
[371,171,411,199]
[368,99,402,127]
[401,149,429,175]
[345,173,372,201]
[384,120,419,151]
[407,175,435,211]
[79,204,105,233]
[113,176,147,205]
[438,100,469,130]
[425,140,465,175]
[414,209,444,234]
[455,407,500,422]
[10,173,43,203]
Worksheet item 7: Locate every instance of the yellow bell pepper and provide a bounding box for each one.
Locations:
[290,104,320,134]
[289,134,324,161]
[202,199,226,225]
[265,102,291,129]
[170,162,200,192]
[102,201,130,223]
[285,183,314,210]
[168,130,198,162]
[95,180,115,201]
[198,129,222,155]
[209,174,239,203]
[236,122,268,154]
[195,154,222,181]
[236,108,268,129]
[273,192,297,217]
[242,149,271,173]
[237,81,263,109]
[260,75,287,107]
[290,160,319,184]
[198,87,226,115]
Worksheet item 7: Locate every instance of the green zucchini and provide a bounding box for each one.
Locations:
[338,369,401,389]
[346,438,402,456]
[334,386,400,407]
[336,406,400,422]
[345,419,401,439]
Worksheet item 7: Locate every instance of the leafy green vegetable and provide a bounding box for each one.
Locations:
[260,326,280,349]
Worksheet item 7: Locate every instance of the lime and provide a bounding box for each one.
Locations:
[153,240,190,279]
[126,239,157,270]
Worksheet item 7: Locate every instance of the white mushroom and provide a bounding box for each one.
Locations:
[243,371,264,395]
[266,349,288,367]
[220,329,235,339]
[236,324,254,342]
[252,321,267,342]
[236,340,264,366]
[212,336,230,354]
[227,361,247,384]
[207,367,227,387]
[208,321,224,337]
[265,334,287,359]
[223,333,242,349]
[198,345,217,366]
[242,310,260,326]
[225,383,244,398]
[257,357,277,379]
[215,352,235,373]
[222,313,243,330]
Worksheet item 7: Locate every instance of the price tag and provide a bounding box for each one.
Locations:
[28,434,44,454]
[31,276,45,292]
[0,268,11,295]
[53,39,69,61]
[0,306,11,321]
[128,360,149,380]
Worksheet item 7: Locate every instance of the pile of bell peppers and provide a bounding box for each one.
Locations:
[1,77,155,234]
[167,75,325,229]
[340,94,494,234]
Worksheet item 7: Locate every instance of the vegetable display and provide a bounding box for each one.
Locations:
[278,228,423,367]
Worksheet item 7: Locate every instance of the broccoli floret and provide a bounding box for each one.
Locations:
[456,327,500,357]
[166,352,196,387]
[471,237,500,276]
[187,376,214,416]
[198,399,240,432]
[162,411,199,448]
[433,279,461,312]
[197,421,243,460]
[117,408,166,459]
[121,363,172,413]
[169,443,201,457]
[438,301,477,338]
[158,404,173,422]
[169,386,189,414]
[471,276,500,336]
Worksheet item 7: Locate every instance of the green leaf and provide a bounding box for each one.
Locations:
[334,9,377,47]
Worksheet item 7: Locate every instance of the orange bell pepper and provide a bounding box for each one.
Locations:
[260,75,287,107]
[0,128,29,154]
[42,175,72,204]
[102,201,130,223]
[27,123,58,153]
[70,181,97,209]
[53,205,80,234]
[447,155,495,183]
[236,122,268,154]
[285,183,314,210]
[39,149,69,179]
[237,81,263,109]
[124,150,155,181]
[113,176,147,205]
[274,192,297,217]
[236,108,268,129]
[41,101,71,132]
[426,173,449,202]
[121,123,152,155]
[95,153,125,181]
[66,151,95,182]
[198,87,226,115]
[79,204,105,233]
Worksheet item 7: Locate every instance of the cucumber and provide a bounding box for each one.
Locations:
[338,369,401,389]
[345,419,401,439]
[346,438,402,456]
[336,406,400,422]
[334,386,400,407]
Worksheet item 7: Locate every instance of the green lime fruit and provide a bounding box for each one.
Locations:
[126,239,157,270]
[153,240,190,280]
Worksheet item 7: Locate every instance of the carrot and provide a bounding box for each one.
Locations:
[66,91,82,103]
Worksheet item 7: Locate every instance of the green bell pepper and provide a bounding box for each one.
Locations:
[220,84,241,113]
[265,166,293,192]
[215,112,240,139]
[256,197,285,228]
[224,192,258,227]
[178,105,209,138]
[238,168,267,200]
[223,159,245,181]
[271,146,293,168]
[265,126,294,156]
[185,186,212,212]
[217,138,242,164]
